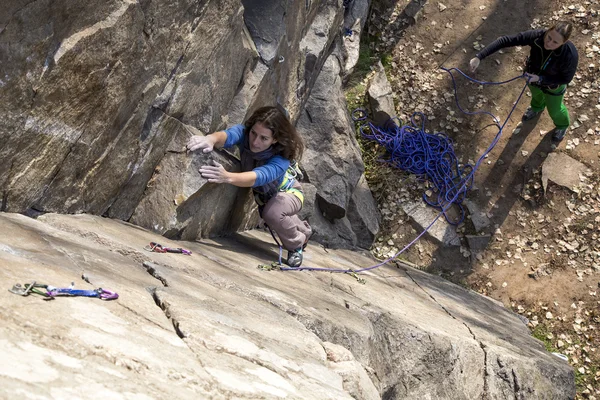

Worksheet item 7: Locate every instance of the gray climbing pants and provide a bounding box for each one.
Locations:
[262,191,312,251]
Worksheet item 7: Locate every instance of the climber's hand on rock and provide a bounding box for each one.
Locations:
[199,161,230,184]
[187,135,214,153]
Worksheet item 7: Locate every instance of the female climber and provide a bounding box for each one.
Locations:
[186,106,312,268]
[470,21,578,142]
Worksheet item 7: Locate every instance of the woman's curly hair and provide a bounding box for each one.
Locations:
[244,106,304,161]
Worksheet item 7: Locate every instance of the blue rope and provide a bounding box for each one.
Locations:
[356,111,472,225]
[273,68,530,274]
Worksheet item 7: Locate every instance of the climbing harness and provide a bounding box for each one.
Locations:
[9,281,119,300]
[260,67,531,278]
[254,161,305,206]
[144,242,192,255]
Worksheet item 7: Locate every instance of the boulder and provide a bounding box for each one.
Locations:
[298,182,359,249]
[541,152,590,193]
[240,0,289,64]
[294,0,345,117]
[464,199,491,233]
[367,61,397,127]
[294,40,379,249]
[403,0,428,23]
[402,201,461,246]
[347,174,380,249]
[240,0,343,121]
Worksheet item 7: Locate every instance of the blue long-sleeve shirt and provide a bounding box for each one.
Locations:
[224,124,290,188]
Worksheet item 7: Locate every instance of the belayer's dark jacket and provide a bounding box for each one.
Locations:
[476,29,578,88]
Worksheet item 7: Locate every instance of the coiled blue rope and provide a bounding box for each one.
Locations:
[274,67,530,274]
[355,111,473,225]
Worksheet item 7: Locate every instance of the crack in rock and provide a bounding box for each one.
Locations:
[149,286,186,339]
[117,302,171,331]
[404,268,490,399]
[511,368,520,400]
[142,261,169,286]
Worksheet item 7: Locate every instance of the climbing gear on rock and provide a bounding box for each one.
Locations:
[257,262,282,271]
[144,242,192,255]
[9,282,53,299]
[9,282,118,300]
[522,107,543,121]
[47,285,119,300]
[286,248,303,268]
[347,270,366,285]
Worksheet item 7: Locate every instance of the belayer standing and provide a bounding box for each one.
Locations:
[186,106,312,268]
[470,21,578,142]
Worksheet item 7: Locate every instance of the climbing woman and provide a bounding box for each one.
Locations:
[186,106,312,268]
[470,21,578,142]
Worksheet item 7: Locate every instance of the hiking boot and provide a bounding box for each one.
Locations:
[551,128,568,142]
[522,108,542,122]
[286,248,303,268]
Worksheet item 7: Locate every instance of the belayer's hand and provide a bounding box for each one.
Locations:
[186,135,214,153]
[523,73,540,83]
[199,161,230,184]
[469,57,480,73]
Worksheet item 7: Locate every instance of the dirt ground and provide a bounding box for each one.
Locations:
[351,0,600,396]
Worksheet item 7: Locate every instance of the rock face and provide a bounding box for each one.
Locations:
[1,0,252,216]
[0,0,378,249]
[296,43,379,249]
[0,212,575,399]
[342,0,371,73]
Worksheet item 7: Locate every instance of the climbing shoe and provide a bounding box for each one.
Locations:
[286,248,303,268]
[521,108,542,122]
[551,128,568,142]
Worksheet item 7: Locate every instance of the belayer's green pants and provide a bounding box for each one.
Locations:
[528,84,570,129]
